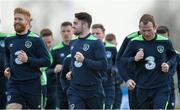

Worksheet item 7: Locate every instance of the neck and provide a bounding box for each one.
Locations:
[78,29,90,38]
[17,29,29,35]
[63,40,70,45]
[144,34,155,41]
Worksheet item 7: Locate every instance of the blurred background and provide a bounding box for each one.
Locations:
[0,0,179,109]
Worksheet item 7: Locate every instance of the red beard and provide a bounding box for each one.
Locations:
[14,23,26,33]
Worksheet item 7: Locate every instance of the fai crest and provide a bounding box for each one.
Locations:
[25,41,32,48]
[106,51,112,58]
[157,45,164,53]
[83,44,89,51]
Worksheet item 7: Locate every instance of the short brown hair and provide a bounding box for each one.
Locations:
[156,26,169,36]
[40,28,53,37]
[91,24,105,33]
[105,33,116,42]
[75,12,92,28]
[139,14,155,27]
[14,7,32,21]
[61,21,72,27]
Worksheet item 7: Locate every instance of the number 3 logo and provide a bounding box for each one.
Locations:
[145,56,156,70]
[15,51,23,65]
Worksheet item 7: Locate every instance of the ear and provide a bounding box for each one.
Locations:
[83,22,88,28]
[154,25,158,32]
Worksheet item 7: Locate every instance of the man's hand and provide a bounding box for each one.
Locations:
[161,63,169,73]
[135,48,144,62]
[126,79,136,91]
[74,52,84,63]
[18,50,28,63]
[54,64,62,74]
[66,71,72,80]
[4,67,11,79]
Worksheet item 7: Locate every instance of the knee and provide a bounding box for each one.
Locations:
[6,103,22,109]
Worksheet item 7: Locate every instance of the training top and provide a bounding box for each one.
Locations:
[70,33,107,88]
[5,31,51,81]
[121,34,176,89]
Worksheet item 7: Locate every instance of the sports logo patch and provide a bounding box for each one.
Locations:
[7,95,11,102]
[60,53,65,57]
[71,46,74,50]
[69,104,75,109]
[0,40,5,47]
[106,51,112,58]
[15,51,23,64]
[10,43,13,47]
[25,41,32,48]
[157,45,164,53]
[83,44,89,51]
[74,61,83,68]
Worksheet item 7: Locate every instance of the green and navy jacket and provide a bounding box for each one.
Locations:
[70,33,107,89]
[176,51,180,92]
[116,31,141,82]
[60,54,71,92]
[103,41,118,85]
[47,41,70,91]
[168,50,180,92]
[0,32,7,77]
[5,31,51,81]
[121,34,176,89]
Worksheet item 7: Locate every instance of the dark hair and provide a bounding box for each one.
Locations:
[40,28,53,37]
[105,33,116,42]
[156,26,169,36]
[75,12,92,28]
[61,21,72,27]
[91,24,105,33]
[139,14,156,27]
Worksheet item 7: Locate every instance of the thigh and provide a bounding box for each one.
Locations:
[45,93,56,109]
[86,95,104,109]
[103,85,115,109]
[6,80,23,106]
[112,84,122,109]
[136,88,151,109]
[0,77,7,109]
[58,90,68,109]
[24,93,41,109]
[67,87,85,109]
[153,86,170,109]
[167,89,175,109]
[128,88,139,109]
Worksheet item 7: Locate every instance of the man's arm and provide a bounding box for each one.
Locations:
[27,38,51,68]
[83,40,108,72]
[176,53,180,93]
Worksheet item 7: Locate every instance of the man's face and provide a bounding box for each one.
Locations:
[91,28,105,41]
[42,36,53,50]
[73,18,83,35]
[14,13,29,33]
[139,21,156,40]
[61,25,73,42]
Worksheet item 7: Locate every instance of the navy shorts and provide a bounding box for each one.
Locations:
[67,84,104,109]
[137,86,170,109]
[0,76,7,109]
[7,78,41,109]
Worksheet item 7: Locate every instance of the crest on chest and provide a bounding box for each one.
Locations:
[157,45,164,53]
[25,41,32,48]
